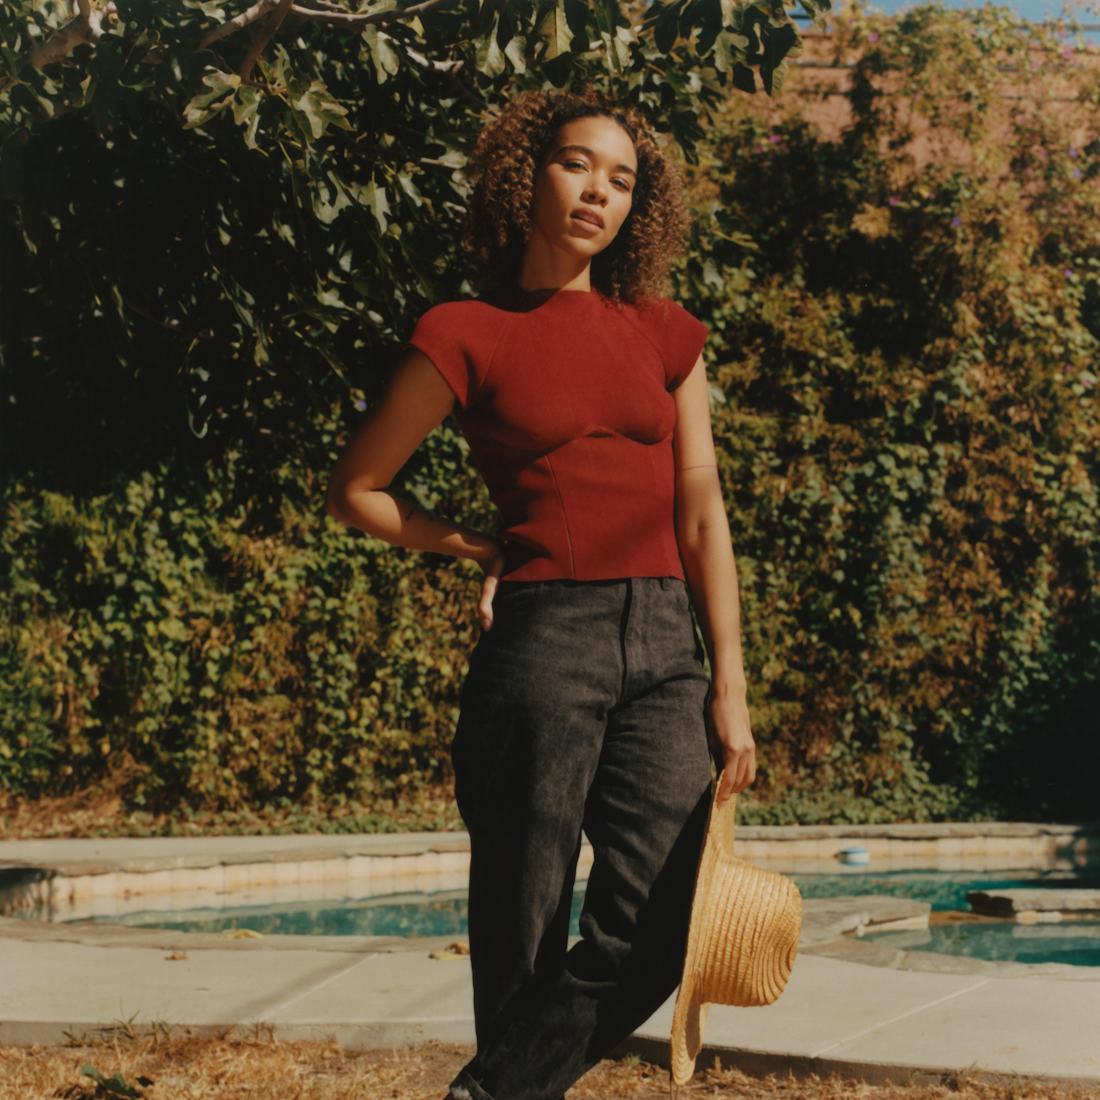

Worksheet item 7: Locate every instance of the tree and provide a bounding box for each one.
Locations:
[1,0,826,455]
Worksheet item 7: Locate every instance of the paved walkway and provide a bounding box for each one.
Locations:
[1,833,1099,1091]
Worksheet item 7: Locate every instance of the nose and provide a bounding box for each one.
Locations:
[582,178,609,204]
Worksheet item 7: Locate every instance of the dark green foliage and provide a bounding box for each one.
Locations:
[680,6,1100,822]
[2,1,1097,826]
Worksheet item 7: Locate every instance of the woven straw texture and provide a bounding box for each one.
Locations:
[668,784,802,1094]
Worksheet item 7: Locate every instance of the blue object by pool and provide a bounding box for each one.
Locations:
[837,845,870,864]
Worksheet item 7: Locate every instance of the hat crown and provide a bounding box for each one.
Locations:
[690,792,801,1004]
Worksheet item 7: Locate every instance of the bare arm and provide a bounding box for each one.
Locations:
[325,348,501,572]
[672,353,756,799]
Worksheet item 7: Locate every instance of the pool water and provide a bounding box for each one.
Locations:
[797,867,1100,912]
[861,919,1100,968]
[59,866,1100,967]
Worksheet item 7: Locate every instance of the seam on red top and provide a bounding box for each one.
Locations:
[479,304,515,396]
[617,302,676,388]
[542,452,577,579]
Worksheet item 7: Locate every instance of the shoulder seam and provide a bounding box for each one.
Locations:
[480,304,513,394]
[428,299,499,404]
[617,304,674,387]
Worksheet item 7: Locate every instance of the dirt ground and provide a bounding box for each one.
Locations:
[1,1033,1098,1100]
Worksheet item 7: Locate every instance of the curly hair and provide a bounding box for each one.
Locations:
[460,86,696,308]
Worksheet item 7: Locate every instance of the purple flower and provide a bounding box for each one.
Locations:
[353,398,367,411]
[887,195,901,207]
[868,31,879,42]
[951,215,963,227]
[768,133,782,144]
[1064,268,1074,277]
[1069,146,1079,158]
[1061,44,1074,60]
[1072,168,1082,180]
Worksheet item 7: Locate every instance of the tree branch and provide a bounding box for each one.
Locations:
[239,0,293,81]
[5,0,462,94]
[287,0,457,28]
[198,0,282,49]
[23,0,112,71]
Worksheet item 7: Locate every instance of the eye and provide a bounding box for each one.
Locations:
[562,160,631,191]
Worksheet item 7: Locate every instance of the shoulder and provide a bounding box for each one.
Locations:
[622,295,709,390]
[621,295,709,349]
[404,298,508,409]
[629,295,704,323]
[409,296,507,338]
[410,296,478,327]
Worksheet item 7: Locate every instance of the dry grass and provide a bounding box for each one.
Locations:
[0,786,465,840]
[1,1033,1098,1100]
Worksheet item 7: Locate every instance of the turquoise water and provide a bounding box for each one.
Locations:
[59,865,1100,967]
[861,919,1100,968]
[797,867,1100,912]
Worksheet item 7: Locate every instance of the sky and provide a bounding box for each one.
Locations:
[829,0,1099,43]
[836,0,1094,19]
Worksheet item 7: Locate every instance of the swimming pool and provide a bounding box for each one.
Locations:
[49,865,1100,967]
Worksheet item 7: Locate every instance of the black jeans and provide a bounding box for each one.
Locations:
[448,576,715,1100]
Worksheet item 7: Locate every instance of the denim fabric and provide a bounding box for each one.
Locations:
[447,576,715,1100]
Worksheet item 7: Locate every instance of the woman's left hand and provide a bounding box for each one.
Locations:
[704,690,756,804]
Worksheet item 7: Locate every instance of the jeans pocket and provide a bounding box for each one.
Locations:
[489,579,559,622]
[693,626,707,666]
[684,599,706,666]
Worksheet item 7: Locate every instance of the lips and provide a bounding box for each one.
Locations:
[571,209,604,228]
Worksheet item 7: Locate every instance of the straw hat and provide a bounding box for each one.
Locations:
[668,780,803,1096]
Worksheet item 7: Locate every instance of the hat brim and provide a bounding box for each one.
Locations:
[669,779,721,1086]
[670,973,708,1085]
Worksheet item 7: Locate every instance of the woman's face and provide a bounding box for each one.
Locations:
[528,115,637,257]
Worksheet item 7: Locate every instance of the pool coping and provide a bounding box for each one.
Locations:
[2,818,1097,885]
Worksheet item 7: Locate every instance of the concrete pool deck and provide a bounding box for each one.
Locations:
[1,826,1100,1090]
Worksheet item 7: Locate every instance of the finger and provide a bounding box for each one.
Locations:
[716,765,734,804]
[721,758,741,795]
[478,596,494,631]
[737,757,756,792]
[737,755,755,792]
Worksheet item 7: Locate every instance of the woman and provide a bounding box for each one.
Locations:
[326,87,756,1100]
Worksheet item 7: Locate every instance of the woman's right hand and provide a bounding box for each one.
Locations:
[477,540,507,631]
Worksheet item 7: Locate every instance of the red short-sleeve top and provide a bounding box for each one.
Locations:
[403,285,709,582]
